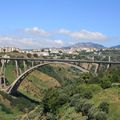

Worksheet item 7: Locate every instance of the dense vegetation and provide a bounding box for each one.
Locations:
[40,65,120,120]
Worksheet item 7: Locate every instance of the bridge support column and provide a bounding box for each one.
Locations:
[107,56,111,70]
[15,60,19,77]
[23,60,27,72]
[19,68,22,75]
[0,59,6,89]
[92,56,95,62]
[87,63,92,70]
[3,67,6,88]
[0,77,2,89]
[31,61,34,67]
[1,59,5,75]
[95,63,100,73]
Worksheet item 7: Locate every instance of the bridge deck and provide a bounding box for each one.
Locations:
[0,57,120,64]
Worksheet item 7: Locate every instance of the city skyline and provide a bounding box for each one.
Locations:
[0,0,120,48]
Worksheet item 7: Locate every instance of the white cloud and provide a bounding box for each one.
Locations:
[70,29,107,40]
[0,36,38,48]
[54,40,64,46]
[57,29,107,41]
[57,28,70,34]
[20,38,39,46]
[23,27,107,41]
[0,35,65,48]
[24,27,50,36]
[0,36,13,42]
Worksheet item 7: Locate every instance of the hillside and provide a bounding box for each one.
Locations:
[111,45,120,48]
[63,42,105,49]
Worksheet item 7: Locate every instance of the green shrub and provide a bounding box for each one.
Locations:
[74,99,86,113]
[0,103,12,114]
[94,111,107,120]
[87,106,98,120]
[83,91,93,99]
[98,101,109,113]
[46,112,57,120]
[58,93,69,105]
[100,79,111,89]
[43,88,69,113]
[69,94,81,107]
[81,102,93,116]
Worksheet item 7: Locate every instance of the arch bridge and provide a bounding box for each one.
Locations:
[0,57,119,95]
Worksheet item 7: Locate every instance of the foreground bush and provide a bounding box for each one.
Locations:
[94,111,107,120]
[46,112,57,120]
[98,101,109,113]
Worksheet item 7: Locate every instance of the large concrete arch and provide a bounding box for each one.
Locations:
[6,62,89,94]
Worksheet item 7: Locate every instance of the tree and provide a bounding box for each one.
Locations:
[27,53,32,58]
[13,50,19,53]
[33,53,38,58]
[43,88,69,113]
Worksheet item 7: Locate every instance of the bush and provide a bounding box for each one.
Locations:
[98,101,109,113]
[58,93,69,105]
[87,106,98,120]
[43,88,59,112]
[33,53,38,58]
[81,102,93,116]
[94,111,107,120]
[46,112,57,120]
[83,91,93,99]
[69,94,81,107]
[100,79,111,89]
[27,53,32,58]
[74,99,86,113]
[0,103,12,114]
[43,88,69,113]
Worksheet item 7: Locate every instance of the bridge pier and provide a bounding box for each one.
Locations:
[15,60,19,77]
[94,63,100,73]
[107,56,111,70]
[3,67,6,88]
[0,77,2,89]
[23,60,27,72]
[0,75,6,89]
[31,61,34,67]
[19,68,22,75]
[0,59,7,89]
[87,63,92,70]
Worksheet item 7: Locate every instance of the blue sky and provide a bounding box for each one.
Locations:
[0,0,120,48]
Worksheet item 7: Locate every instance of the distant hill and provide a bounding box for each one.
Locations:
[63,42,105,49]
[111,45,120,48]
